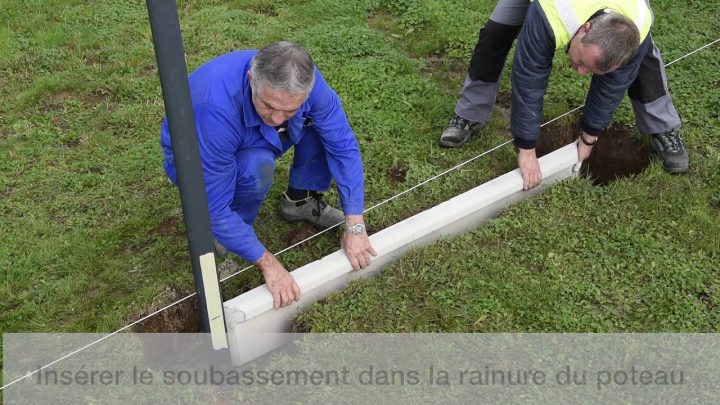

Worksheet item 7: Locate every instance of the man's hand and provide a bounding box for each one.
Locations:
[576,132,597,164]
[341,215,377,270]
[254,250,301,310]
[517,148,542,190]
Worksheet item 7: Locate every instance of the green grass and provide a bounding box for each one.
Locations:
[297,173,720,332]
[0,0,718,376]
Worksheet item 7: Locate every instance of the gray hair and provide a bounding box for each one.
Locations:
[583,12,640,73]
[250,41,316,96]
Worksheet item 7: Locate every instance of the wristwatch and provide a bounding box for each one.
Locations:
[345,223,366,235]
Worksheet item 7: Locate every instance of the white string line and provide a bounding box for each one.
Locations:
[0,293,197,391]
[217,102,587,282]
[2,36,718,393]
[665,37,720,67]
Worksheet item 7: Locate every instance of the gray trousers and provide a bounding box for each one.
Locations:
[455,0,681,135]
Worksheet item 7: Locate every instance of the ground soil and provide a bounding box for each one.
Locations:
[132,288,202,333]
[536,119,652,185]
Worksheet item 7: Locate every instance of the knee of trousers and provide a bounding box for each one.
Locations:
[468,20,522,82]
[628,38,667,104]
[236,150,276,199]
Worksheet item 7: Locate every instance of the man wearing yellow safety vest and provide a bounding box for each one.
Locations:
[439,0,688,190]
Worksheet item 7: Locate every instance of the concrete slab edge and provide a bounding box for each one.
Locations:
[224,142,579,363]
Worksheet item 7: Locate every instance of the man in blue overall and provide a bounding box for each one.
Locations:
[439,0,689,190]
[161,41,376,309]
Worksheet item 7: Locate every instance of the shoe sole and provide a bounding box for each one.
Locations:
[662,162,689,174]
[279,209,305,223]
[650,146,689,174]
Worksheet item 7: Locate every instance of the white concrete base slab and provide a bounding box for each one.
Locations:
[224,142,580,364]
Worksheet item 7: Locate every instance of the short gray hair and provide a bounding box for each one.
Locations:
[583,12,640,73]
[250,41,316,96]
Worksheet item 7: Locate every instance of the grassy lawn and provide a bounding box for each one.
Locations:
[1,0,718,372]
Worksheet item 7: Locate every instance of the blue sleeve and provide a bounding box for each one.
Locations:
[307,71,365,215]
[580,35,651,135]
[510,1,556,149]
[195,103,266,262]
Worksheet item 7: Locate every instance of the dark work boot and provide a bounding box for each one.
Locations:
[438,114,485,148]
[650,128,689,174]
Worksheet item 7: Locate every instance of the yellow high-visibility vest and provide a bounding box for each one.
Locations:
[537,0,653,49]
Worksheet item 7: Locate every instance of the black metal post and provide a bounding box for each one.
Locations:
[146,0,228,352]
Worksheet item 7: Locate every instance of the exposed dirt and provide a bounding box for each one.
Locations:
[51,115,69,131]
[536,119,652,185]
[284,223,319,248]
[44,88,110,111]
[496,90,512,110]
[140,64,157,76]
[132,288,202,333]
[86,86,111,104]
[388,161,408,184]
[49,207,70,225]
[49,90,79,103]
[699,289,715,311]
[83,54,104,67]
[130,258,253,333]
[61,135,82,148]
[183,2,194,13]
[150,216,185,239]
